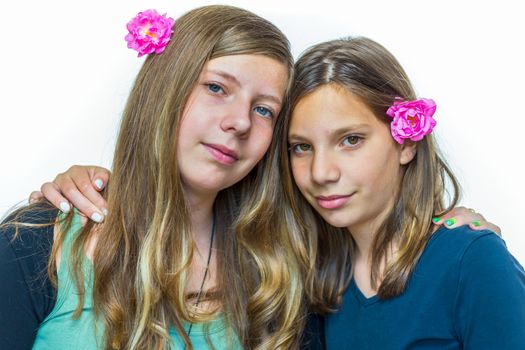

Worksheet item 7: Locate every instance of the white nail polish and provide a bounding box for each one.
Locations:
[59,202,71,213]
[91,212,103,223]
[102,208,109,216]
[94,179,104,190]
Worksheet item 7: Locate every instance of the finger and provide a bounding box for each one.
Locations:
[433,207,463,225]
[448,212,485,228]
[89,166,111,191]
[29,191,44,204]
[51,174,105,223]
[469,221,502,237]
[41,182,72,213]
[54,165,108,217]
[65,165,109,214]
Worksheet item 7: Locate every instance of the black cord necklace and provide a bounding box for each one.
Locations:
[186,213,216,340]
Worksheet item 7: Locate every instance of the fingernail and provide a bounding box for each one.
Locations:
[94,179,104,190]
[432,217,440,223]
[59,201,71,213]
[445,218,456,226]
[102,208,109,216]
[471,220,481,227]
[91,212,104,223]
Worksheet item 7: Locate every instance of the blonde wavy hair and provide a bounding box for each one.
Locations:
[4,5,306,350]
[277,37,461,312]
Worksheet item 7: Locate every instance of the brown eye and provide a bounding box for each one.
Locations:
[290,143,311,154]
[342,135,362,147]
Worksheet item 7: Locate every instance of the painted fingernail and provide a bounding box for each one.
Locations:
[102,208,109,216]
[94,179,104,190]
[471,220,481,227]
[445,218,456,226]
[59,201,71,213]
[91,212,104,223]
[432,217,440,223]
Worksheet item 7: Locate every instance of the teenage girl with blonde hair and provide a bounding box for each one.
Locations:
[1,5,304,349]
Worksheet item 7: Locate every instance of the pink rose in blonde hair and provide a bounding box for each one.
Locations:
[125,9,175,57]
[386,98,437,144]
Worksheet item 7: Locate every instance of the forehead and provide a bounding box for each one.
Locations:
[290,84,380,133]
[203,54,289,88]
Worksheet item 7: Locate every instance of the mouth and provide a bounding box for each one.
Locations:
[203,143,239,166]
[315,194,353,210]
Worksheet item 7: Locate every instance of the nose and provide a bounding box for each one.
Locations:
[311,150,340,185]
[220,99,252,137]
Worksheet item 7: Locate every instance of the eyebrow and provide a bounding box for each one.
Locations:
[256,94,282,106]
[288,124,371,141]
[208,69,241,87]
[207,69,282,106]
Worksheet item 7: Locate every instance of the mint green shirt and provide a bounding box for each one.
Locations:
[33,213,242,349]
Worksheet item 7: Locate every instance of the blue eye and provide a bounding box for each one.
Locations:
[207,83,224,94]
[254,106,273,118]
[342,135,362,147]
[290,143,311,154]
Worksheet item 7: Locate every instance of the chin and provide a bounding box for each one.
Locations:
[316,210,355,229]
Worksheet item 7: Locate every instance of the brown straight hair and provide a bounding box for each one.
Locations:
[278,37,460,312]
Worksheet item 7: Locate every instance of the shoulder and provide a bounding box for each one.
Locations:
[420,225,525,289]
[431,225,525,302]
[0,201,59,258]
[0,202,59,347]
[425,225,500,262]
[445,229,525,347]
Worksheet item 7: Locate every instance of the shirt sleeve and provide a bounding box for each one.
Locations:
[0,206,58,349]
[454,232,525,349]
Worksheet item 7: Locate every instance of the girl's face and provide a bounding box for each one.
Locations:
[288,85,415,234]
[177,54,288,198]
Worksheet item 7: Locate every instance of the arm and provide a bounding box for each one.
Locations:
[0,205,58,349]
[33,165,502,232]
[454,233,525,348]
[30,165,110,223]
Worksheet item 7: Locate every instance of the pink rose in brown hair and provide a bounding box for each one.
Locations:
[386,98,437,144]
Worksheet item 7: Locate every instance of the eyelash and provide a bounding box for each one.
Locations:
[342,135,363,148]
[289,143,311,155]
[206,82,275,119]
[206,82,225,94]
[253,106,274,119]
[289,135,363,155]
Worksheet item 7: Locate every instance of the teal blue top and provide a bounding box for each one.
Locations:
[32,212,242,350]
[325,226,525,349]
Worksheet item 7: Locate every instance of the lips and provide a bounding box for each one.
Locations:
[315,194,353,210]
[203,143,239,166]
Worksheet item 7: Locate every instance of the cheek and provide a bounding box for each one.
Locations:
[249,127,273,161]
[290,158,309,190]
[356,151,402,198]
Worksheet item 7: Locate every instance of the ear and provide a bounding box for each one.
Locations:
[399,140,417,165]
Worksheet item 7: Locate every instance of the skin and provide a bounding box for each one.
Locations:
[289,84,456,296]
[176,54,287,293]
[54,54,288,298]
[30,70,500,236]
[290,84,415,237]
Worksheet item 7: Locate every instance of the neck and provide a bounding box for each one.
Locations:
[347,220,383,262]
[185,188,217,243]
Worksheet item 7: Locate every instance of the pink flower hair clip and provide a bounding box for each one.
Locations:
[386,98,437,144]
[125,9,175,57]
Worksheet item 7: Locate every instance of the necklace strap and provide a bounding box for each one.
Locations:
[186,211,216,339]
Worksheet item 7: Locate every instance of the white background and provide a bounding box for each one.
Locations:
[1,0,523,262]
